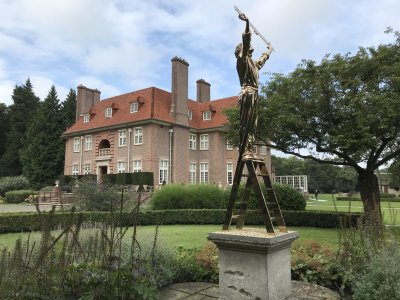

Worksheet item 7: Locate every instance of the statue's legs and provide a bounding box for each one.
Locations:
[239,88,258,159]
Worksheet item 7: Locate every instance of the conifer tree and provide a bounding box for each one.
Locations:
[21,85,64,189]
[61,88,77,129]
[0,103,10,166]
[0,79,40,176]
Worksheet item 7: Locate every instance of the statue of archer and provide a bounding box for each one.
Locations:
[235,11,273,160]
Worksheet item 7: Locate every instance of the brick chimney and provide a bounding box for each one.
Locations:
[76,85,101,121]
[171,57,189,125]
[196,79,211,103]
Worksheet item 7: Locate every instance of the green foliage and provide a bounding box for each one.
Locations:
[0,210,361,233]
[0,103,10,163]
[61,88,77,129]
[151,184,226,210]
[0,176,30,196]
[0,79,40,176]
[0,195,171,299]
[104,172,154,186]
[4,189,34,204]
[352,247,400,300]
[171,242,218,283]
[336,196,400,202]
[20,85,65,189]
[231,183,306,211]
[73,177,121,211]
[291,240,338,288]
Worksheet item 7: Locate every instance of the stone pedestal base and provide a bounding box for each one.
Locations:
[208,228,298,300]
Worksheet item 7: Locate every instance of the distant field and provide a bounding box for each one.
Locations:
[306,194,400,225]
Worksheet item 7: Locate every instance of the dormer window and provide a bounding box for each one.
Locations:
[105,107,112,118]
[130,102,139,113]
[188,110,193,120]
[202,111,211,120]
[83,114,90,123]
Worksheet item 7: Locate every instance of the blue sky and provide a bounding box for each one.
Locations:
[0,0,399,107]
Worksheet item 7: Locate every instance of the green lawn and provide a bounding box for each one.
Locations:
[0,224,339,251]
[306,194,400,225]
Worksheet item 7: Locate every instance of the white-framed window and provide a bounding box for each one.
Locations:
[252,145,257,154]
[133,160,142,172]
[202,111,211,120]
[130,102,139,113]
[200,163,209,183]
[226,140,233,150]
[200,134,209,150]
[227,163,233,185]
[119,130,127,147]
[73,137,80,153]
[72,164,79,175]
[189,134,197,150]
[85,135,92,151]
[83,163,91,175]
[159,160,169,184]
[189,163,196,184]
[188,110,193,120]
[83,114,90,123]
[117,161,126,173]
[105,107,113,118]
[134,127,143,145]
[260,145,267,155]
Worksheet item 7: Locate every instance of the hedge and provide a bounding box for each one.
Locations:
[4,190,35,204]
[336,197,400,202]
[0,210,361,233]
[0,176,30,197]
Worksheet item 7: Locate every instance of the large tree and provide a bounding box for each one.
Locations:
[0,79,40,176]
[21,86,65,189]
[226,30,400,222]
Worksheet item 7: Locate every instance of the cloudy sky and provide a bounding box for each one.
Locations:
[0,0,399,107]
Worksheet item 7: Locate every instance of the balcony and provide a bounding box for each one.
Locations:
[96,148,111,161]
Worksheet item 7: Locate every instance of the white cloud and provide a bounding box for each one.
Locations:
[0,0,399,105]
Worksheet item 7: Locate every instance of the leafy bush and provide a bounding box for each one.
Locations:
[151,184,226,210]
[229,183,306,211]
[291,240,338,288]
[352,247,400,300]
[171,242,218,283]
[4,189,35,203]
[0,176,30,196]
[380,192,396,198]
[73,177,122,211]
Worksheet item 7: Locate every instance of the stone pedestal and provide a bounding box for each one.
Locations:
[208,228,298,300]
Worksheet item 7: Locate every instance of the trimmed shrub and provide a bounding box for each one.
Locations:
[0,209,361,233]
[4,190,35,204]
[0,176,30,197]
[230,183,306,211]
[151,184,226,210]
[336,196,400,202]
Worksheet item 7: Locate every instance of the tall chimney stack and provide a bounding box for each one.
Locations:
[76,85,101,121]
[196,79,211,103]
[171,57,189,125]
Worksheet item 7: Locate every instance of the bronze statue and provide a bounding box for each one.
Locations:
[235,11,273,160]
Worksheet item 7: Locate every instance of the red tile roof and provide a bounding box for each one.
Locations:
[63,87,237,136]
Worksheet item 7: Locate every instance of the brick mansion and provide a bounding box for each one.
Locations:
[62,57,272,187]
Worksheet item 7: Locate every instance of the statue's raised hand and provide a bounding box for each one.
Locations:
[238,13,248,21]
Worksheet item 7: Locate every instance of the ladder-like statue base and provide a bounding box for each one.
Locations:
[223,158,287,234]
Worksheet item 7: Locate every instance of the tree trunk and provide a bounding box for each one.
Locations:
[357,171,382,225]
